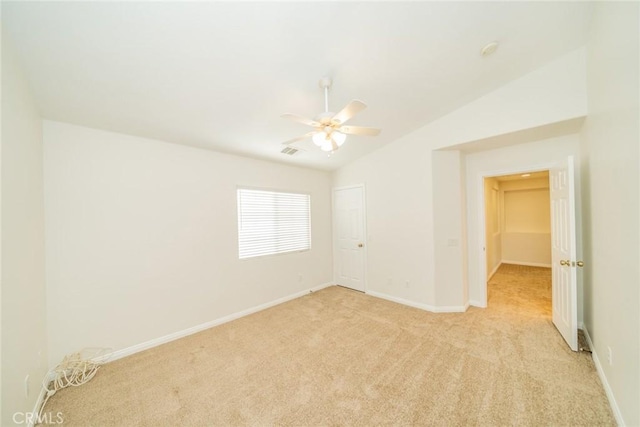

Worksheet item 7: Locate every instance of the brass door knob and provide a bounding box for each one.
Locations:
[577,261,584,267]
[358,243,364,248]
[560,260,569,266]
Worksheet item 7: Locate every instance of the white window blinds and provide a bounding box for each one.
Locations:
[237,188,311,259]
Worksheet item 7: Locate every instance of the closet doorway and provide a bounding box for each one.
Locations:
[484,171,551,280]
[481,160,579,351]
[483,171,553,326]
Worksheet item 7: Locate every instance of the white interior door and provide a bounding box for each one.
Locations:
[550,156,578,351]
[333,186,366,292]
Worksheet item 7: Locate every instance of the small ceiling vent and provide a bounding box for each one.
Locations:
[281,147,299,155]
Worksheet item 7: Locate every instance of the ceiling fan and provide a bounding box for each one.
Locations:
[281,77,381,153]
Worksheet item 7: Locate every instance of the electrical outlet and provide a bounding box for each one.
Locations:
[607,346,613,365]
[298,274,303,282]
[405,280,410,288]
[24,375,30,398]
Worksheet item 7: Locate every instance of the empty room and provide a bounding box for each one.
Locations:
[2,1,638,426]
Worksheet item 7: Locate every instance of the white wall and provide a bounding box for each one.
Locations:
[501,178,551,267]
[43,121,333,366]
[333,47,587,310]
[580,2,639,425]
[332,134,435,306]
[422,48,586,151]
[432,150,466,308]
[1,33,49,424]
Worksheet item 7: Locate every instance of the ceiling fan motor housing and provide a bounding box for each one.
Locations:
[316,111,335,125]
[319,77,332,90]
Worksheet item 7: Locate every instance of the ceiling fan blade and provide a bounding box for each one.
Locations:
[331,100,367,125]
[281,131,317,146]
[338,125,381,136]
[281,113,321,128]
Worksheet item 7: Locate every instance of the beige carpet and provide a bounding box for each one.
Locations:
[40,264,615,426]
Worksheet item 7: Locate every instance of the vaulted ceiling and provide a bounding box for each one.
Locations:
[3,2,594,170]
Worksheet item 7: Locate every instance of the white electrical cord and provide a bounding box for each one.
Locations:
[38,348,111,418]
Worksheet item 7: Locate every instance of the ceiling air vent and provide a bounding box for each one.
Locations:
[281,147,299,155]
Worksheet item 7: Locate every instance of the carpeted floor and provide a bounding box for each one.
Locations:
[40,264,615,426]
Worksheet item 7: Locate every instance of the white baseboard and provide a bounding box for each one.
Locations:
[430,302,469,313]
[93,282,334,364]
[501,260,552,268]
[469,299,486,308]
[487,262,502,281]
[366,290,468,313]
[367,290,432,311]
[581,325,625,426]
[309,282,334,293]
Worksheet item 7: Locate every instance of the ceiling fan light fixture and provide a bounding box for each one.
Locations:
[333,131,346,147]
[313,130,346,150]
[312,131,329,147]
[320,139,334,152]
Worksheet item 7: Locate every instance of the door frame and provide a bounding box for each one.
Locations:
[332,184,368,292]
[476,162,555,307]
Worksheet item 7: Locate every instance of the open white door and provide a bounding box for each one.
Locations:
[333,186,366,292]
[550,156,578,351]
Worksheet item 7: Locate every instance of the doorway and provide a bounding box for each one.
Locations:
[332,185,367,292]
[479,158,579,351]
[483,170,552,319]
[484,170,552,282]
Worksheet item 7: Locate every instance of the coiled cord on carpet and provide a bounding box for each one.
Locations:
[38,348,111,418]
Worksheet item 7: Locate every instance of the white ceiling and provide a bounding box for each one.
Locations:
[3,2,593,171]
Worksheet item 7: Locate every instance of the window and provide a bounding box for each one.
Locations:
[237,188,311,259]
